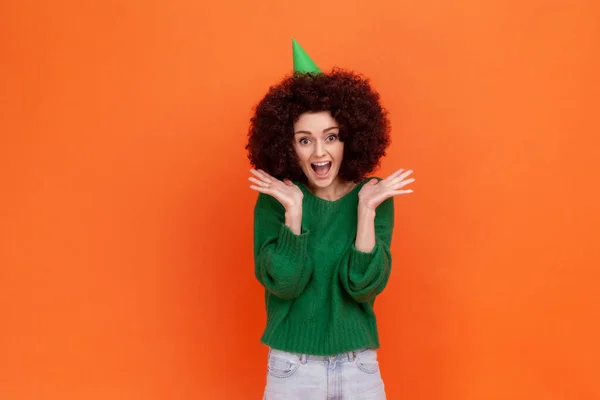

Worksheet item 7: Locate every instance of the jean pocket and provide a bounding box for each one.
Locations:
[267,350,301,378]
[354,349,380,374]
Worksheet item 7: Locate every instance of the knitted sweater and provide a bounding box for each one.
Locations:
[253,178,394,356]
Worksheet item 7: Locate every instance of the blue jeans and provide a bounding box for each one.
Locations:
[263,347,387,399]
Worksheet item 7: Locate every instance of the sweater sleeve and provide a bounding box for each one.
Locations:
[339,197,394,303]
[253,193,313,300]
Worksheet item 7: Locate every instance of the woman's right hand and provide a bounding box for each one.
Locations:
[249,169,304,212]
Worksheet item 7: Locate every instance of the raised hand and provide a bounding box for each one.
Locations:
[358,169,414,210]
[249,169,304,211]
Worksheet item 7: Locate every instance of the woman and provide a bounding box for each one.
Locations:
[246,66,414,399]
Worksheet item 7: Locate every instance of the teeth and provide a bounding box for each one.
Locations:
[312,162,330,166]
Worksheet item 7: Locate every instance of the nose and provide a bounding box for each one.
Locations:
[314,140,326,157]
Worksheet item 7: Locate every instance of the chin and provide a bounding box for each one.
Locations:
[309,178,334,188]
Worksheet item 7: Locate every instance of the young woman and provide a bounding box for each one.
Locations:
[246,68,414,399]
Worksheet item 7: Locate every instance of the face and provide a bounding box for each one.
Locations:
[293,111,344,189]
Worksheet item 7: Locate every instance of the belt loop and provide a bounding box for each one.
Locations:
[349,351,356,362]
[300,353,307,364]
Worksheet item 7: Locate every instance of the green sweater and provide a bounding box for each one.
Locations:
[253,178,395,356]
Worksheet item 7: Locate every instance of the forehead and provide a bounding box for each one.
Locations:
[294,111,338,133]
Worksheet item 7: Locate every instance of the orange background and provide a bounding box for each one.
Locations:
[1,0,599,399]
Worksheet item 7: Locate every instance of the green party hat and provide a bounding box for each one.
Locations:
[292,38,322,74]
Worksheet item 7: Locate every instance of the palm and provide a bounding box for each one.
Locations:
[249,169,303,210]
[359,169,414,210]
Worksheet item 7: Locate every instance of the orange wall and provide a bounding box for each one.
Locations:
[1,1,599,399]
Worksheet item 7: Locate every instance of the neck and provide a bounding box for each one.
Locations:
[309,178,354,201]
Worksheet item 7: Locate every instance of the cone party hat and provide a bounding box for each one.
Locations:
[292,38,321,73]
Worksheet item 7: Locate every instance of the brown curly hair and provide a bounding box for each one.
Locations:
[246,68,391,183]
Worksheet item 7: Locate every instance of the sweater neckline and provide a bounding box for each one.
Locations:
[297,179,368,205]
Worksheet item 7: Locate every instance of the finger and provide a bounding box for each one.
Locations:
[391,177,415,189]
[372,188,413,204]
[250,169,266,179]
[385,168,405,181]
[389,170,413,185]
[283,178,293,186]
[248,177,271,187]
[390,189,413,195]
[250,169,273,182]
[398,169,413,181]
[392,169,413,180]
[250,184,273,194]
[256,169,276,181]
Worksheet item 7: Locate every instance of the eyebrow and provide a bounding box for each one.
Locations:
[294,126,340,135]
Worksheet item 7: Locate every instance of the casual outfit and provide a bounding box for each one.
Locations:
[253,178,394,399]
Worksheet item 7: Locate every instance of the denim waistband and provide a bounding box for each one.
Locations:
[270,347,372,363]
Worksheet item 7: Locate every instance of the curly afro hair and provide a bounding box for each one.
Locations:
[246,68,391,183]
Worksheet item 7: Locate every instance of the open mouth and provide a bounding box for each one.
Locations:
[311,161,332,179]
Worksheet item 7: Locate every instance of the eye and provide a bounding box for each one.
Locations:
[326,134,338,142]
[299,137,311,145]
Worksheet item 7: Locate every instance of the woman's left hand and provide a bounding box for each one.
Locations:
[358,169,415,211]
